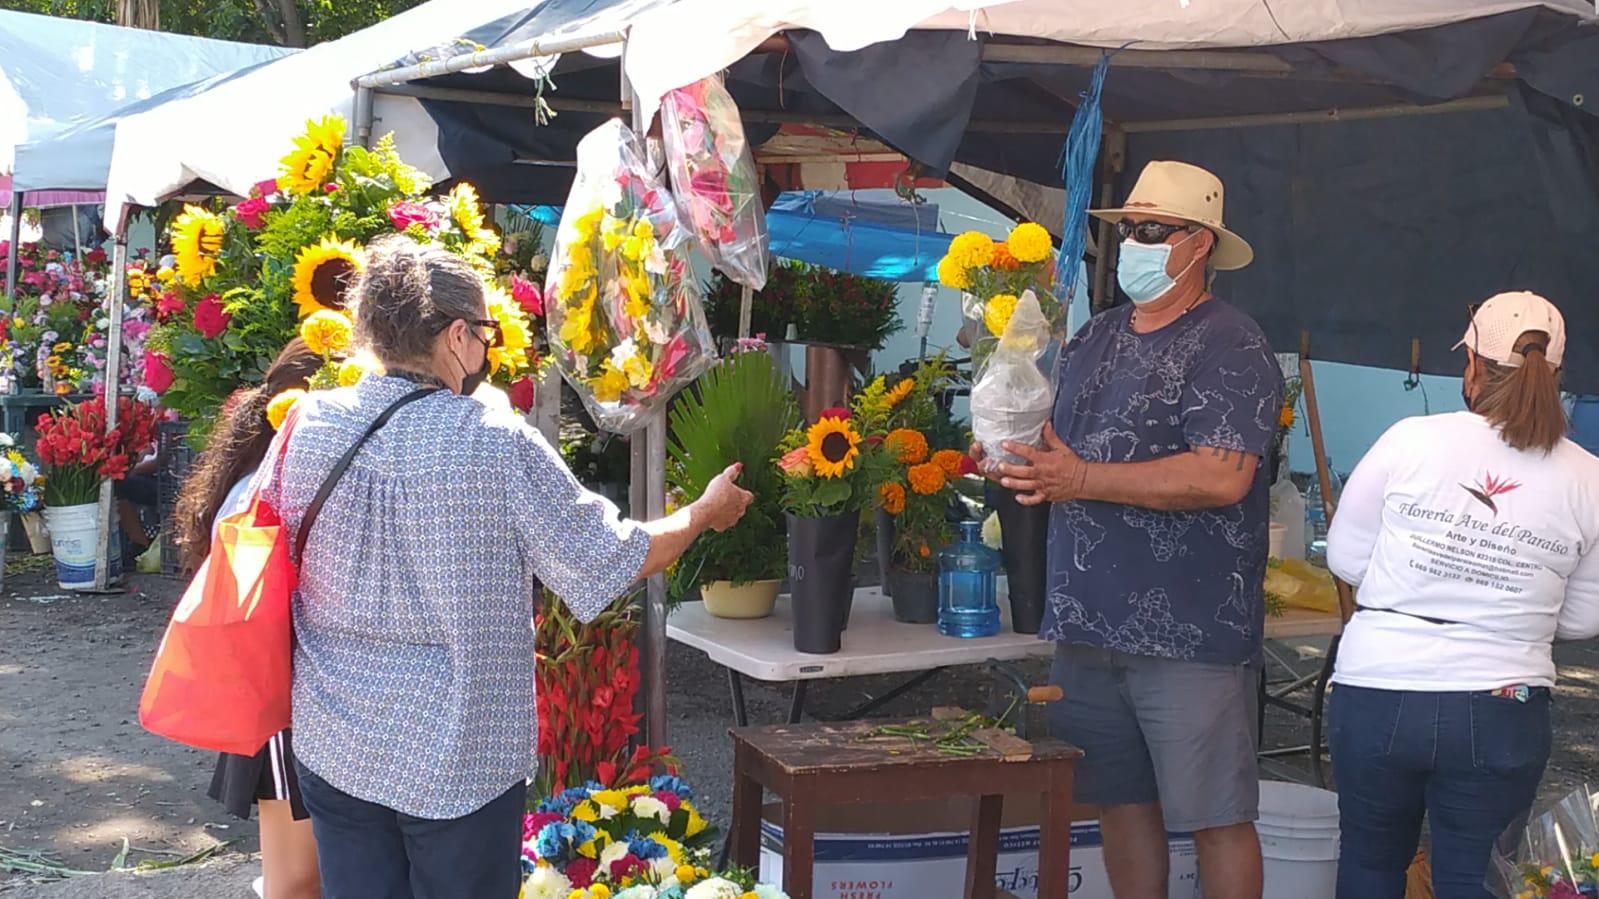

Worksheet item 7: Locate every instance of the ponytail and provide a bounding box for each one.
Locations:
[1472,331,1566,454]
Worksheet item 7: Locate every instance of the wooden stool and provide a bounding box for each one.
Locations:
[729,717,1083,899]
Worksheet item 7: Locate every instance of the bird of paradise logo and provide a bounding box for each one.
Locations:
[1462,472,1520,515]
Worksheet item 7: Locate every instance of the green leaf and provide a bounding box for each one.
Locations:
[812,478,851,508]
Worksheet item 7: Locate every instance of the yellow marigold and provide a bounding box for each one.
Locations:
[949,231,995,269]
[885,428,929,464]
[936,255,971,291]
[1007,221,1052,264]
[675,865,698,885]
[299,309,353,357]
[884,378,915,408]
[907,461,947,496]
[983,293,1019,337]
[879,481,907,516]
[266,389,306,431]
[337,359,369,387]
[931,449,966,479]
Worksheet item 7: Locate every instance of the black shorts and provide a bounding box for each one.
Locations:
[207,728,308,821]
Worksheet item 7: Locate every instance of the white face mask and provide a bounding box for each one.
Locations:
[1117,231,1200,305]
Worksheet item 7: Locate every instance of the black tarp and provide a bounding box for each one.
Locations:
[415,7,1599,388]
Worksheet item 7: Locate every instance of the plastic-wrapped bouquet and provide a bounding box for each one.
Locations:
[546,119,716,433]
[1492,786,1599,898]
[661,73,768,291]
[938,224,1064,471]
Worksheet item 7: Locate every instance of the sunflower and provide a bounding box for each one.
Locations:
[879,481,907,516]
[300,309,353,357]
[948,231,995,269]
[266,389,306,431]
[931,449,967,479]
[279,116,344,196]
[1007,222,1052,264]
[292,237,364,317]
[806,417,861,479]
[172,205,225,286]
[885,428,929,465]
[448,183,501,256]
[907,462,947,496]
[484,285,533,375]
[936,255,970,291]
[884,378,915,408]
[983,293,1019,337]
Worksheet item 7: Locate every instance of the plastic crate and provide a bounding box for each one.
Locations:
[156,420,193,578]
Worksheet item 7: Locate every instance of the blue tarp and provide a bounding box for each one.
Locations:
[0,10,294,193]
[768,191,951,282]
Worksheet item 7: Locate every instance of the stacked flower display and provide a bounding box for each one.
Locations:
[0,242,150,395]
[145,115,534,447]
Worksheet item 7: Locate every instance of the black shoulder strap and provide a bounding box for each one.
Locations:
[293,387,440,562]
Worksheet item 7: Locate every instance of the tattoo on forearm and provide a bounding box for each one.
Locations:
[1206,446,1248,472]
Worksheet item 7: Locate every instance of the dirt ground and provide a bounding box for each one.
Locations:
[5,569,1599,897]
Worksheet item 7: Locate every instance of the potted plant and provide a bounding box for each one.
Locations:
[877,429,975,623]
[776,406,892,653]
[34,395,159,590]
[667,345,798,618]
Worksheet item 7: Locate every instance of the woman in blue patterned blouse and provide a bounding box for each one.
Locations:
[256,235,751,899]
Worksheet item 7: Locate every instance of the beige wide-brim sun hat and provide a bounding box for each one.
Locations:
[1090,160,1255,271]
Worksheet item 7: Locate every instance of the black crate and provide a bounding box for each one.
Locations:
[156,420,193,578]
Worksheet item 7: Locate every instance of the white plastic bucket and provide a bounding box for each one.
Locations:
[1258,781,1340,899]
[44,503,120,591]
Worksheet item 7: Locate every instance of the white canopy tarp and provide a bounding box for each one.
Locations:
[0,10,291,176]
[621,0,1595,121]
[99,0,657,231]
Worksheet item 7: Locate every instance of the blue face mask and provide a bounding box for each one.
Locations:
[1117,233,1198,305]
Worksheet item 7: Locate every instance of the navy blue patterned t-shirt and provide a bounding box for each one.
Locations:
[1040,300,1282,665]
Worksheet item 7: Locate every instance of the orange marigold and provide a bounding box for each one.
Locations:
[991,241,1021,272]
[907,462,947,496]
[885,428,930,465]
[931,449,967,479]
[879,482,907,515]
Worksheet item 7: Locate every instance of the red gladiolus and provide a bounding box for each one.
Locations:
[192,293,231,339]
[143,351,174,394]
[508,376,536,414]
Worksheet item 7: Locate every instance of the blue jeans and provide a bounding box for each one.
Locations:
[1328,684,1550,899]
[296,762,526,899]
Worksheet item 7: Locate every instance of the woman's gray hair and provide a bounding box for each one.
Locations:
[350,234,485,366]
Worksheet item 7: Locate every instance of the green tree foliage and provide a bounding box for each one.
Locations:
[0,0,425,47]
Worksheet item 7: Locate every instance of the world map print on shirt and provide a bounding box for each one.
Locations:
[1041,300,1282,665]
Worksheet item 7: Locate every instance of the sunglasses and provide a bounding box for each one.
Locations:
[465,318,505,349]
[1117,219,1197,245]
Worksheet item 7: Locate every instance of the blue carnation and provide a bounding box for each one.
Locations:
[625,832,669,861]
[571,819,597,847]
[649,775,694,801]
[534,822,575,861]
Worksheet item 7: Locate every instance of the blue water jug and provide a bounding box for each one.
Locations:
[938,520,1001,638]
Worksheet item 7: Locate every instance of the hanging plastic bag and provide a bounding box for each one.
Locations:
[661,73,769,291]
[546,119,718,433]
[969,289,1059,471]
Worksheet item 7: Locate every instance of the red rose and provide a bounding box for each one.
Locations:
[508,376,536,414]
[387,201,439,233]
[234,196,270,229]
[192,294,231,339]
[510,275,543,316]
[819,407,850,421]
[143,351,174,394]
[324,183,341,194]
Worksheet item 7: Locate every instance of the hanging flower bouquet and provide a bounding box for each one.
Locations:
[938,223,1064,471]
[546,119,716,434]
[661,73,769,291]
[523,771,789,899]
[145,115,533,448]
[34,395,159,507]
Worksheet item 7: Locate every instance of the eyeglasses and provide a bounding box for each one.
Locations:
[465,319,505,349]
[1116,219,1197,245]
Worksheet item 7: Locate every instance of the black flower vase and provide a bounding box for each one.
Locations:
[986,483,1049,634]
[787,510,860,654]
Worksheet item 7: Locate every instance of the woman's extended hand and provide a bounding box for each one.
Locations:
[697,463,754,532]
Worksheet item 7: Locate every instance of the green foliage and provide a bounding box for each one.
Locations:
[5,0,427,47]
[667,350,798,596]
[704,261,903,350]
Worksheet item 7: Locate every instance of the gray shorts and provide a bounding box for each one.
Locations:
[1048,643,1260,832]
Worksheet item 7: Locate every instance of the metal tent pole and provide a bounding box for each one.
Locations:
[92,236,128,592]
[351,29,627,90]
[4,192,21,311]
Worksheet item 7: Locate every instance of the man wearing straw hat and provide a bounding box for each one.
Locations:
[991,161,1282,898]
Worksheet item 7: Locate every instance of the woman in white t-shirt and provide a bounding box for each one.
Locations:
[171,338,326,899]
[1326,292,1599,899]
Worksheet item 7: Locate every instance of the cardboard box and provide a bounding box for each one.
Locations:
[757,797,1200,899]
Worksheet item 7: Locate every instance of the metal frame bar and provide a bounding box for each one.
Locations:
[92,237,128,592]
[350,29,628,90]
[4,192,20,311]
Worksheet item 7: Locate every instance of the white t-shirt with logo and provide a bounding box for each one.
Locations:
[1328,412,1599,690]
